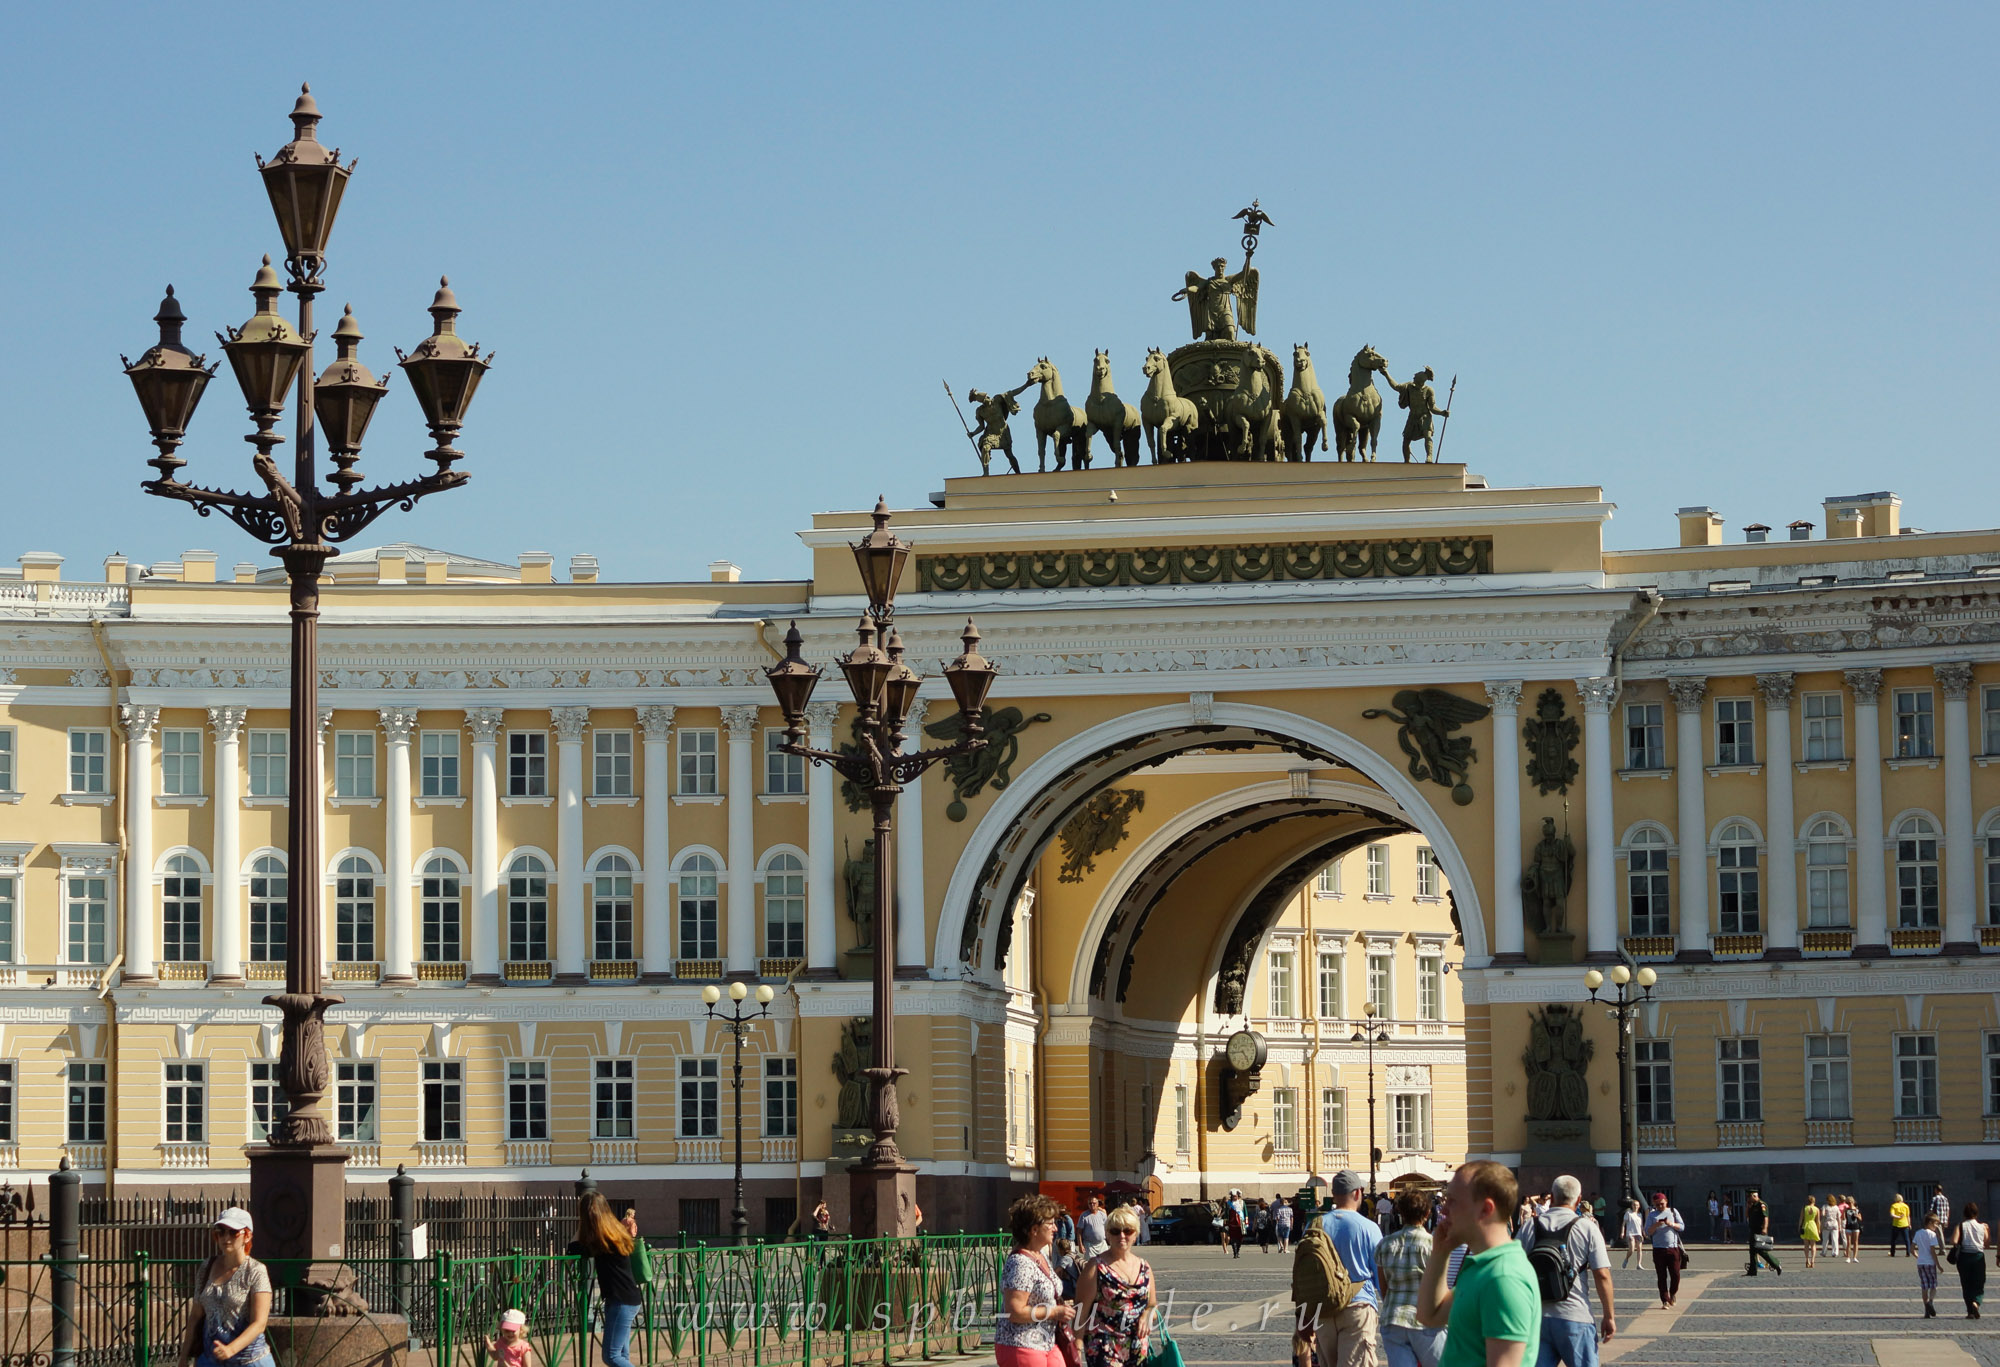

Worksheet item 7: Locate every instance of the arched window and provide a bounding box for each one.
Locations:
[679,855,719,960]
[161,854,204,963]
[1895,816,1940,929]
[592,855,634,962]
[249,855,287,963]
[335,855,377,962]
[506,855,549,962]
[764,853,806,959]
[1626,830,1670,937]
[1716,822,1760,935]
[421,856,463,964]
[1805,819,1851,928]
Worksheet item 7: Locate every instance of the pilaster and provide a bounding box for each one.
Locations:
[1483,681,1526,963]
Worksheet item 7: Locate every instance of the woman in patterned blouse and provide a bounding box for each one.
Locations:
[997,1195,1076,1367]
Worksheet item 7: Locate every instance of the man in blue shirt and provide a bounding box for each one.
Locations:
[1317,1170,1384,1367]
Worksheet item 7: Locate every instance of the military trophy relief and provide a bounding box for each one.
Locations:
[1520,1004,1598,1171]
[1521,687,1582,965]
[947,202,1455,472]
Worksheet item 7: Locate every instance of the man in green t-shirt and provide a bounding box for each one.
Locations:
[1418,1161,1543,1367]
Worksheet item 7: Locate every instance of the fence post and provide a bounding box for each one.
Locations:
[134,1250,152,1367]
[435,1250,454,1367]
[50,1158,79,1367]
[390,1163,416,1323]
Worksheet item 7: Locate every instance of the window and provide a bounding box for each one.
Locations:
[1625,702,1665,769]
[1715,698,1755,765]
[1716,822,1760,934]
[1006,1067,1020,1151]
[507,855,550,961]
[65,872,109,964]
[335,856,377,961]
[336,1061,377,1143]
[678,729,718,795]
[1893,690,1935,759]
[0,1061,12,1142]
[764,1057,798,1137]
[423,1060,463,1142]
[1366,844,1389,896]
[421,857,462,963]
[67,1062,107,1143]
[593,730,633,797]
[69,729,109,794]
[764,853,805,959]
[1174,1085,1190,1154]
[1896,816,1941,929]
[1896,1036,1939,1118]
[249,856,287,962]
[1985,686,2000,756]
[249,1060,288,1143]
[679,855,720,958]
[1316,949,1343,1018]
[1627,829,1671,936]
[1803,693,1844,762]
[1987,1034,2000,1118]
[248,730,287,797]
[1635,1040,1673,1123]
[1321,1088,1347,1153]
[1367,953,1392,1016]
[334,731,375,798]
[596,1059,636,1139]
[0,871,13,963]
[1267,948,1296,1018]
[765,729,805,795]
[1415,847,1440,898]
[680,1200,721,1238]
[677,1057,718,1138]
[508,1061,549,1141]
[0,728,13,792]
[1806,820,1851,927]
[1271,1088,1298,1153]
[1391,1092,1432,1152]
[161,854,203,961]
[592,855,634,961]
[1315,862,1341,897]
[1718,1038,1761,1122]
[1806,1035,1850,1120]
[160,729,202,795]
[420,731,460,798]
[1987,828,2000,926]
[1417,956,1444,1022]
[164,1062,206,1144]
[507,732,547,798]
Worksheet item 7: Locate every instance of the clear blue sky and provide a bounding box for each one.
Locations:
[4,4,1993,581]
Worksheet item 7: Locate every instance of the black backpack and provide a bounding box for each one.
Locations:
[1526,1212,1585,1303]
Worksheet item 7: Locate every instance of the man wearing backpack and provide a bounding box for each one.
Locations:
[1294,1170,1384,1367]
[1520,1176,1614,1367]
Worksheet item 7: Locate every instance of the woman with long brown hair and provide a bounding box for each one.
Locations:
[568,1192,643,1367]
[177,1208,272,1367]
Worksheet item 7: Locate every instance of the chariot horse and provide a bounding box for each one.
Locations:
[1085,350,1143,468]
[1280,343,1328,462]
[1028,358,1089,471]
[1331,344,1388,462]
[1140,347,1198,463]
[1222,345,1282,461]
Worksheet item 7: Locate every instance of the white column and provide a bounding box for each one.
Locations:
[1668,677,1711,959]
[379,708,418,983]
[120,704,160,982]
[208,707,247,983]
[722,705,760,974]
[1576,677,1620,960]
[1482,682,1526,961]
[1756,673,1799,959]
[467,708,504,980]
[1846,669,1887,955]
[553,706,590,980]
[639,705,676,978]
[1937,662,1977,952]
[897,699,931,975]
[805,701,841,974]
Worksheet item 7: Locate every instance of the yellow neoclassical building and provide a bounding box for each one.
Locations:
[0,461,1996,1233]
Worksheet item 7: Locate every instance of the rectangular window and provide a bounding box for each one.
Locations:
[763,1057,798,1138]
[1628,842,1671,936]
[678,729,718,795]
[335,863,376,961]
[1635,1040,1673,1123]
[506,732,547,798]
[249,1060,289,1143]
[423,1060,463,1142]
[421,862,461,963]
[1718,1038,1761,1122]
[65,876,109,964]
[1625,702,1665,769]
[164,1062,206,1144]
[595,1059,636,1139]
[1321,1088,1347,1153]
[1807,837,1851,927]
[1174,1084,1190,1154]
[1391,1093,1432,1152]
[249,860,287,962]
[1806,1035,1851,1120]
[1366,844,1389,896]
[1417,956,1444,1022]
[1317,950,1343,1018]
[336,1061,377,1142]
[0,873,15,964]
[69,729,109,794]
[1415,847,1440,898]
[1715,698,1755,766]
[67,1062,107,1143]
[161,861,202,962]
[1896,1035,1939,1118]
[1802,693,1844,762]
[508,1060,549,1142]
[1367,953,1392,1017]
[1006,1067,1019,1151]
[1893,690,1935,759]
[677,1057,718,1139]
[765,729,806,795]
[593,730,634,797]
[0,1061,16,1143]
[1267,948,1296,1018]
[1271,1088,1298,1153]
[1315,862,1340,897]
[1986,1034,2000,1118]
[680,1200,721,1238]
[248,730,288,797]
[0,728,13,792]
[334,731,376,798]
[420,731,460,798]
[763,857,806,959]
[1718,841,1760,935]
[160,729,202,796]
[1984,686,2000,756]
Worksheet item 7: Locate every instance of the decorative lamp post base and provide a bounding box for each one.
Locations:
[849,1161,919,1238]
[248,1142,367,1310]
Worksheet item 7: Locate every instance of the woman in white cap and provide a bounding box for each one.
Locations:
[178,1207,272,1367]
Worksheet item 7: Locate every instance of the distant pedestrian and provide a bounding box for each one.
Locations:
[1587,1193,1605,1235]
[1224,1194,1245,1259]
[1931,1186,1952,1231]
[1618,1201,1643,1269]
[1706,1193,1720,1244]
[1719,1200,1733,1243]
[1843,1196,1862,1263]
[1640,1193,1685,1308]
[1824,1197,1843,1262]
[1277,1196,1296,1254]
[1079,1196,1110,1260]
[1913,1212,1943,1318]
[1798,1196,1819,1269]
[1743,1189,1781,1277]
[1888,1193,1914,1257]
[812,1200,833,1240]
[1947,1203,1988,1319]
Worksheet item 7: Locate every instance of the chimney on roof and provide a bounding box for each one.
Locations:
[180,550,217,583]
[234,562,258,582]
[518,552,554,584]
[20,552,64,583]
[1829,508,1863,539]
[1823,491,1900,539]
[569,554,599,584]
[1744,523,1771,544]
[376,549,407,584]
[1787,521,1813,542]
[103,554,128,584]
[1677,507,1723,547]
[709,560,742,584]
[423,552,449,584]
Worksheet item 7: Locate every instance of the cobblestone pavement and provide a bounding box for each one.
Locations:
[1113,1238,2000,1367]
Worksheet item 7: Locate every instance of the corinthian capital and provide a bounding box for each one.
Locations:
[1933,662,1973,701]
[1574,676,1619,714]
[722,704,761,740]
[1666,676,1708,714]
[120,704,161,742]
[1754,672,1795,710]
[550,706,591,743]
[1843,668,1883,706]
[803,700,842,737]
[378,707,420,744]
[1482,680,1525,712]
[207,706,249,741]
[465,707,506,744]
[638,704,677,740]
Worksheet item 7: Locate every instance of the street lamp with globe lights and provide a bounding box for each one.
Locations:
[1349,1001,1391,1196]
[1584,963,1657,1210]
[704,982,778,1244]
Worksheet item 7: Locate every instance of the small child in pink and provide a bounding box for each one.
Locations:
[486,1308,532,1367]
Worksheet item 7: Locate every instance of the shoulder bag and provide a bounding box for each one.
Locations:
[1026,1250,1084,1367]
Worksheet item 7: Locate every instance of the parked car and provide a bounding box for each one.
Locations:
[1149,1202,1223,1245]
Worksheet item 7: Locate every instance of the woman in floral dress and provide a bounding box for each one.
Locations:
[1077,1206,1156,1367]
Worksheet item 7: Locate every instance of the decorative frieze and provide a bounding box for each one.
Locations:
[916,536,1494,593]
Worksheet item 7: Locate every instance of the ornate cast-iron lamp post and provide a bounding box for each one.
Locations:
[703,981,777,1245]
[1349,1001,1390,1196]
[122,87,490,1285]
[1585,963,1656,1209]
[763,499,997,1237]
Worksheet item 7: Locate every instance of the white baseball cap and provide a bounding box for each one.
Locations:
[214,1207,254,1232]
[499,1309,527,1328]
